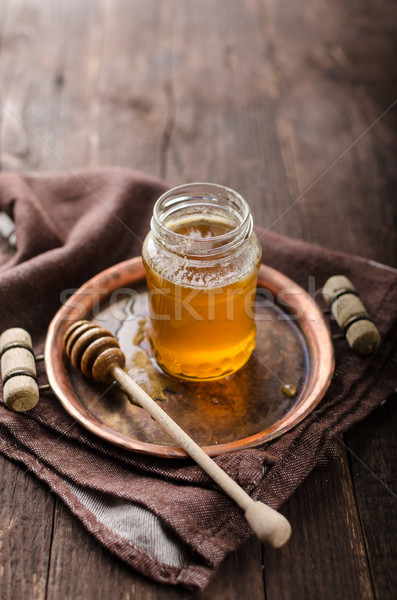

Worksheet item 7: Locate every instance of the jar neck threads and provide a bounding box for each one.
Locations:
[151,183,253,258]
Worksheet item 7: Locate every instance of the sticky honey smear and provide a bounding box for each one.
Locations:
[129,318,183,401]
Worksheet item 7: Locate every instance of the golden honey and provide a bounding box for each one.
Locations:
[142,184,262,380]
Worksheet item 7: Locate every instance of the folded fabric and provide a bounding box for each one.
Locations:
[0,168,396,590]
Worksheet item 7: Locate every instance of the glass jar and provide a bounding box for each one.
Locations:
[142,183,262,380]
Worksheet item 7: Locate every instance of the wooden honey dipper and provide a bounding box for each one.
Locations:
[64,320,292,548]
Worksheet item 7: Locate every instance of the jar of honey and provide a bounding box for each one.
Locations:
[142,183,262,380]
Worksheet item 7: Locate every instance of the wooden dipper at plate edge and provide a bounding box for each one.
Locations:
[64,319,292,548]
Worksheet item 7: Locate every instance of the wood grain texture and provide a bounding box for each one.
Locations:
[0,0,396,598]
[263,450,374,600]
[0,457,54,600]
[346,399,397,599]
[263,0,397,265]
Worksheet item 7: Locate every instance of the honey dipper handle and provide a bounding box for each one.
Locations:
[113,366,291,548]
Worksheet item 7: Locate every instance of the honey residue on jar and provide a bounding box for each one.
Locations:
[143,214,261,380]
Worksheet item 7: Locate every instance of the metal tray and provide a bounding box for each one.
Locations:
[45,257,334,458]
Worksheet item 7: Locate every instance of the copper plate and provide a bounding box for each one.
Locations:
[45,258,334,458]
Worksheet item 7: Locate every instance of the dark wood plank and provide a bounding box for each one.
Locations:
[263,451,374,600]
[0,0,65,172]
[0,456,54,600]
[162,0,302,238]
[92,0,168,175]
[196,538,264,600]
[346,399,397,599]
[43,0,105,170]
[264,0,397,265]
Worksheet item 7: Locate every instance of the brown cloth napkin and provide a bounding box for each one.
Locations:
[0,167,396,590]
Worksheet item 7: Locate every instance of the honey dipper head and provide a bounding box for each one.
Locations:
[63,320,125,381]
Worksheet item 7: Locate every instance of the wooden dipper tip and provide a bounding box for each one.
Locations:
[0,328,39,412]
[245,501,292,548]
[322,275,381,355]
[63,320,125,381]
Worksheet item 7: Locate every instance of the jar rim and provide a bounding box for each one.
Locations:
[151,183,253,257]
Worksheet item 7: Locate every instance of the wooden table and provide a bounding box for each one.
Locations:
[1,1,396,598]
